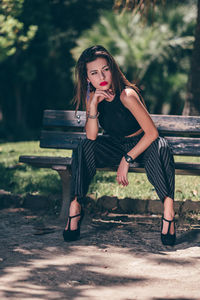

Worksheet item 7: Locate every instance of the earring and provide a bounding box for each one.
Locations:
[86,81,90,103]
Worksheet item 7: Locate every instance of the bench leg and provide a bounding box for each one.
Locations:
[56,169,71,221]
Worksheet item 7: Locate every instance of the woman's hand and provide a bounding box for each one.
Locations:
[116,157,129,186]
[90,88,114,107]
[85,88,115,140]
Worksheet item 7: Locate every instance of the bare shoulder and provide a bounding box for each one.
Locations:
[120,87,141,107]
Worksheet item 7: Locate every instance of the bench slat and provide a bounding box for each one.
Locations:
[19,155,200,176]
[43,110,200,136]
[166,136,200,156]
[151,114,200,135]
[43,110,86,128]
[19,156,71,168]
[40,131,85,149]
[40,130,200,156]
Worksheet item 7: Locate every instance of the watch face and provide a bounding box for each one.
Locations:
[125,155,133,163]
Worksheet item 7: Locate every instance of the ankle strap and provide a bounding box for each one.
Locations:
[162,216,175,223]
[162,216,175,235]
[69,213,81,219]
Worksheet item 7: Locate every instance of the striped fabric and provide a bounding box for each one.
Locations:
[70,133,175,204]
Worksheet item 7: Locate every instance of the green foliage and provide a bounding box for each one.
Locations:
[0,0,37,62]
[0,0,113,140]
[0,0,24,17]
[71,3,196,114]
[0,0,198,140]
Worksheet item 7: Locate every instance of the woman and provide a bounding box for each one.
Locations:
[63,45,176,246]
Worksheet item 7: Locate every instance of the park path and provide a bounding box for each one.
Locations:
[0,207,200,300]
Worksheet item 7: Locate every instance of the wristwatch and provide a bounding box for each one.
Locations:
[124,154,134,164]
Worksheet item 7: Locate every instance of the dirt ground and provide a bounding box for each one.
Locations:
[0,207,200,300]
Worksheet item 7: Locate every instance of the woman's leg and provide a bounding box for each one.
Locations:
[66,135,126,230]
[163,196,175,234]
[64,197,81,230]
[141,137,175,234]
[70,136,125,203]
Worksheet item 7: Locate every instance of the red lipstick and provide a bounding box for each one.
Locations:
[100,81,108,86]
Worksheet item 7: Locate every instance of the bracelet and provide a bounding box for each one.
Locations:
[87,112,99,119]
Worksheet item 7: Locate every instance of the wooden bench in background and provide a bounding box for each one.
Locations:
[19,110,200,220]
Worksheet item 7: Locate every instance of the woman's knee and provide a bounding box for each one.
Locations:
[157,137,172,154]
[143,137,169,161]
[81,137,95,148]
[78,138,96,158]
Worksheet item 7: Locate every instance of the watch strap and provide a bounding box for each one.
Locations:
[124,154,134,163]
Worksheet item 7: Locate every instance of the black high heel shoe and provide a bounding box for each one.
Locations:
[161,216,176,246]
[63,209,84,242]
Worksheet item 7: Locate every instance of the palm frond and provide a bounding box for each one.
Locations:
[113,0,164,15]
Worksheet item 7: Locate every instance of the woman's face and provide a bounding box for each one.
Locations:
[86,57,112,90]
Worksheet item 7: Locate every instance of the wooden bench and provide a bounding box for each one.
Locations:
[19,110,200,220]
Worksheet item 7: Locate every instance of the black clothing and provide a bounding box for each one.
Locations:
[70,133,175,204]
[98,92,141,137]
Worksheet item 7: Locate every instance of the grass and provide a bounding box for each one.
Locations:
[0,141,200,202]
[0,141,71,196]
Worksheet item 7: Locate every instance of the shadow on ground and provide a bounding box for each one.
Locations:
[0,208,199,299]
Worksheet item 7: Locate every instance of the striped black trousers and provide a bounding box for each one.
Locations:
[70,132,175,204]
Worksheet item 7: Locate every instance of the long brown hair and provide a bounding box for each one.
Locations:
[74,45,145,111]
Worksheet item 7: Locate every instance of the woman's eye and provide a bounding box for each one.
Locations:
[104,67,109,71]
[91,72,97,75]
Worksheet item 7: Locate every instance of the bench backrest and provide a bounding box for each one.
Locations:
[40,110,200,156]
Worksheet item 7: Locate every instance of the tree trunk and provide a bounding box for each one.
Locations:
[15,83,25,128]
[183,0,200,116]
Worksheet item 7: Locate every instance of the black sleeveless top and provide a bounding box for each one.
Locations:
[98,91,141,137]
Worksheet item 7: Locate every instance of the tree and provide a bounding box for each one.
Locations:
[114,0,200,115]
[0,0,37,137]
[183,0,200,115]
[71,5,195,114]
[0,0,37,62]
[0,0,113,139]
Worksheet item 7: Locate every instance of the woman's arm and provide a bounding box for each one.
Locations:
[85,89,115,140]
[85,95,99,140]
[121,88,159,159]
[116,88,159,187]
